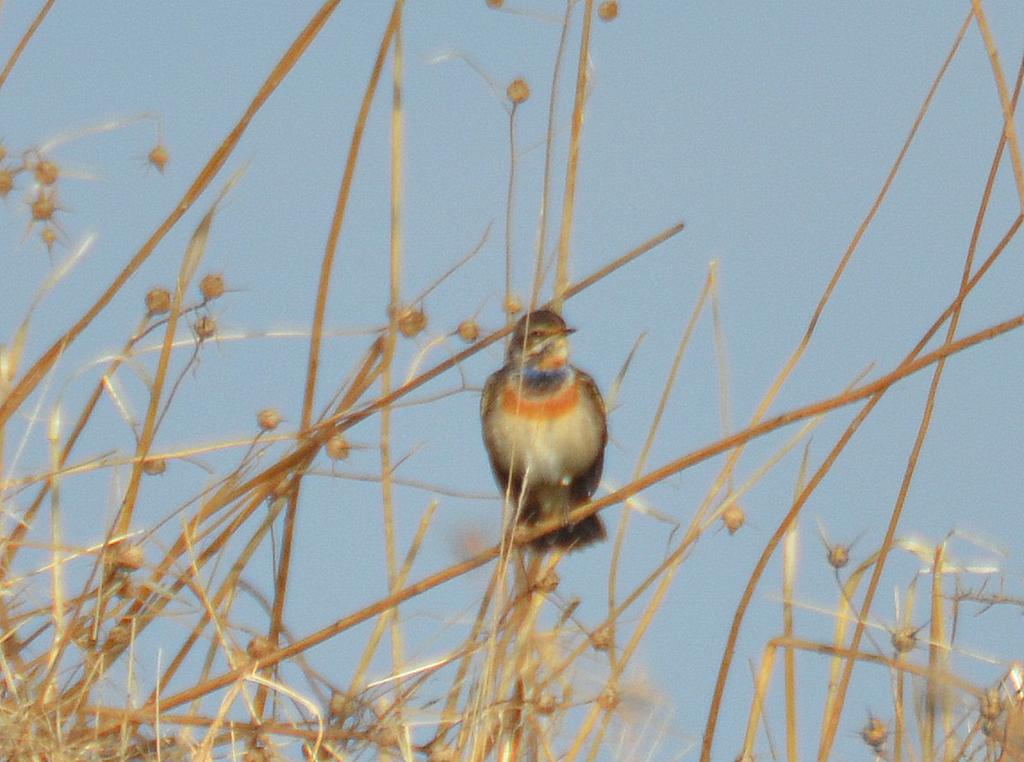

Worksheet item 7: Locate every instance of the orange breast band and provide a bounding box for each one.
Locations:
[501,381,580,420]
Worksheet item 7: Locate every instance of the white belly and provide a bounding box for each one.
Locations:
[489,393,603,485]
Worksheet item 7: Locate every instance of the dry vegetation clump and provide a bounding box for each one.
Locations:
[1,3,1024,761]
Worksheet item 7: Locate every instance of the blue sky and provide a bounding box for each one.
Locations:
[2,2,1024,758]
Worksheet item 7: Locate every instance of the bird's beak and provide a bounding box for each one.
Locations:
[562,327,577,336]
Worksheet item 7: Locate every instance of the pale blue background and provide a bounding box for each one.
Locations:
[2,2,1023,758]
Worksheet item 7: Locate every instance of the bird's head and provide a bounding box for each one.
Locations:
[506,309,576,372]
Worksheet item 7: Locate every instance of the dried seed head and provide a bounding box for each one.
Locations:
[194,315,217,340]
[145,287,172,315]
[148,144,169,173]
[891,626,916,654]
[598,1,619,21]
[590,625,612,651]
[485,0,503,8]
[257,408,282,431]
[427,743,456,762]
[142,456,167,475]
[396,305,428,338]
[981,687,1003,721]
[111,543,145,572]
[325,433,351,461]
[371,723,399,749]
[860,716,888,751]
[507,78,530,104]
[73,624,98,650]
[504,293,523,315]
[34,158,59,186]
[535,694,557,715]
[199,273,225,300]
[457,319,480,343]
[329,690,357,722]
[0,166,15,197]
[247,635,274,660]
[721,503,745,534]
[597,686,620,712]
[243,746,270,762]
[40,226,58,252]
[534,569,560,594]
[827,544,850,569]
[107,622,132,647]
[30,189,56,221]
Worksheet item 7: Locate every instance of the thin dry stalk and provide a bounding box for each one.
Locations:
[530,0,574,310]
[349,501,438,696]
[928,543,953,761]
[436,563,503,745]
[971,0,1024,213]
[700,12,974,758]
[553,0,594,309]
[54,289,1024,745]
[568,391,830,760]
[116,186,224,537]
[260,1,403,723]
[606,267,713,666]
[816,35,1024,760]
[783,445,810,762]
[383,0,407,695]
[773,637,985,701]
[148,490,287,702]
[505,95,521,314]
[741,643,780,759]
[0,0,347,430]
[0,0,56,94]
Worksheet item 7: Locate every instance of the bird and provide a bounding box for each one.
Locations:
[480,309,608,551]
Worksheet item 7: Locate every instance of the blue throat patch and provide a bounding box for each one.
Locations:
[520,364,571,393]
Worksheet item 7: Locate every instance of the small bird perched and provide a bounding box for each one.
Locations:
[481,309,607,551]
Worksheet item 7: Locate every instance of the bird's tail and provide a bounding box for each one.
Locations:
[530,513,606,552]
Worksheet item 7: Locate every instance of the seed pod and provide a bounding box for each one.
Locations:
[590,626,612,652]
[247,635,273,660]
[891,626,916,654]
[507,78,530,104]
[722,503,745,534]
[199,273,225,300]
[598,1,618,21]
[457,319,480,343]
[30,189,56,221]
[597,686,620,711]
[534,569,560,594]
[111,543,145,572]
[860,716,888,751]
[41,226,58,251]
[194,315,217,340]
[145,287,172,315]
[827,544,850,569]
[148,144,169,173]
[0,167,14,197]
[396,305,428,338]
[107,622,132,647]
[257,408,282,431]
[325,433,351,461]
[34,159,59,186]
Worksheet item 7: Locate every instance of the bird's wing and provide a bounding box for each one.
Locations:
[480,369,521,499]
[571,369,606,501]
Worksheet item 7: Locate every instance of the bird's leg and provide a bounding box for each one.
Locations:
[556,476,573,527]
